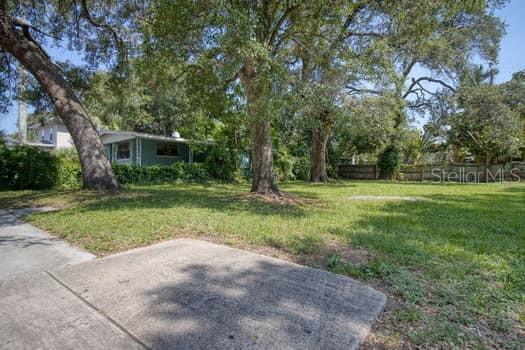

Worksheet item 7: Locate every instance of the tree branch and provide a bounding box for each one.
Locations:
[12,18,60,40]
[401,60,416,80]
[7,15,69,81]
[347,31,385,38]
[332,2,368,46]
[403,77,456,99]
[408,101,432,109]
[268,4,300,47]
[345,85,381,95]
[80,0,126,63]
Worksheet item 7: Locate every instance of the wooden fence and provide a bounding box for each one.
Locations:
[338,162,525,182]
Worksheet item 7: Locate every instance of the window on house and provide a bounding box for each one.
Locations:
[116,142,131,160]
[157,143,180,157]
[49,132,53,142]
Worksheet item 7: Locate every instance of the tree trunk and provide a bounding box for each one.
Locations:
[380,107,404,180]
[0,9,119,191]
[250,119,280,194]
[240,62,280,195]
[310,126,329,182]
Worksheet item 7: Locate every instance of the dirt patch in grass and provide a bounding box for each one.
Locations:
[243,192,318,206]
[349,195,430,202]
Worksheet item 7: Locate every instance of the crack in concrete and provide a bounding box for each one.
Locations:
[45,271,151,350]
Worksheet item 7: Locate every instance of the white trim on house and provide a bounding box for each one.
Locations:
[100,130,188,143]
[101,134,136,145]
[99,130,213,146]
[136,138,142,166]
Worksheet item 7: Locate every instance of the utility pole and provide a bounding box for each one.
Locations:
[17,0,29,144]
[17,65,27,144]
[488,62,495,86]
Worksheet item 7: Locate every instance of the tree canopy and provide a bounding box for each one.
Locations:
[1,0,521,191]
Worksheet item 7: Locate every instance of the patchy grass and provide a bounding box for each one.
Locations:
[1,181,524,349]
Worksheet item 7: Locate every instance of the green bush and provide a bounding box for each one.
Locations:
[292,156,310,181]
[55,150,83,189]
[204,146,238,182]
[274,148,295,181]
[112,162,210,184]
[184,163,210,182]
[0,144,59,190]
[377,144,401,179]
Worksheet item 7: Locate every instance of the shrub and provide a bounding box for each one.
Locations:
[55,149,82,189]
[0,143,216,190]
[0,144,59,190]
[112,162,211,185]
[377,144,401,179]
[292,156,310,181]
[204,146,237,182]
[184,163,210,182]
[274,148,295,181]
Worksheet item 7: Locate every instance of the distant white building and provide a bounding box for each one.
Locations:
[27,121,74,150]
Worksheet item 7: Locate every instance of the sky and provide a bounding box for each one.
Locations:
[2,1,525,134]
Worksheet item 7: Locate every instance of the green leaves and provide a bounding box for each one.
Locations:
[450,83,523,162]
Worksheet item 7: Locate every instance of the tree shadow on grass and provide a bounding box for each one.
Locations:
[72,185,314,219]
[0,189,109,210]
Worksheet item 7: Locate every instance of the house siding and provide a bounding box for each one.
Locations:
[102,135,197,167]
[55,125,74,149]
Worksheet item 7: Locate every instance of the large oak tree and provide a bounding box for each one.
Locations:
[0,0,141,190]
[150,0,390,192]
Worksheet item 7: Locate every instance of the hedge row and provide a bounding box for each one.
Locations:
[112,163,210,184]
[0,145,60,190]
[0,143,215,190]
[56,162,212,188]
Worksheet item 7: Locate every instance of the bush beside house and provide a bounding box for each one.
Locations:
[113,163,209,184]
[0,144,60,190]
[0,143,216,190]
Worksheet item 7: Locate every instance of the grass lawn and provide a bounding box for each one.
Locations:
[1,181,524,349]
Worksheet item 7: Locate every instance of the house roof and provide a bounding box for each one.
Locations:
[99,130,213,145]
[99,130,189,143]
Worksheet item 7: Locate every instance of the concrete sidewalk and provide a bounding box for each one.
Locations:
[0,212,386,350]
[0,209,94,280]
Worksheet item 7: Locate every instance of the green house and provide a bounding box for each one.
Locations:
[100,131,208,166]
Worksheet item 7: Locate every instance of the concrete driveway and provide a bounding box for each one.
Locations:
[0,212,386,350]
[0,209,94,280]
